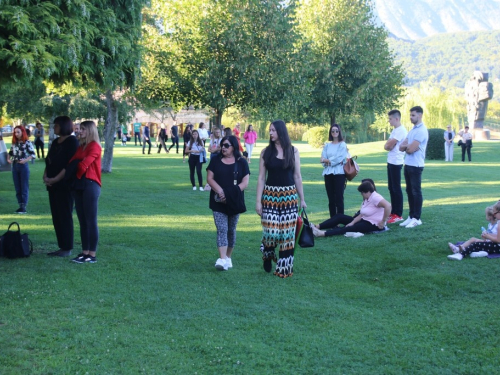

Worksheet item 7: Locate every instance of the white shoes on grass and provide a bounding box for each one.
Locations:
[215,257,232,271]
[399,217,422,228]
[448,251,488,261]
[344,232,364,238]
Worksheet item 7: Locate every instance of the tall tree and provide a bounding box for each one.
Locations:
[142,0,306,126]
[295,0,405,126]
[1,0,147,172]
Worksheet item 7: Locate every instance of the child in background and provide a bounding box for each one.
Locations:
[122,133,127,146]
[448,206,498,256]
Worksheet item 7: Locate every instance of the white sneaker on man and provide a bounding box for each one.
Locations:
[448,253,463,260]
[199,187,204,191]
[470,251,488,258]
[399,217,412,227]
[192,186,197,191]
[405,218,422,228]
[215,258,228,270]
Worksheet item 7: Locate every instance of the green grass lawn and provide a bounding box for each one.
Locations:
[1,139,500,374]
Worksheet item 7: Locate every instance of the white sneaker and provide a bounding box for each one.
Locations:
[226,257,233,268]
[399,217,412,226]
[199,187,204,191]
[470,251,488,258]
[345,232,364,238]
[447,253,463,261]
[448,242,459,253]
[215,258,228,270]
[192,186,197,191]
[405,218,422,228]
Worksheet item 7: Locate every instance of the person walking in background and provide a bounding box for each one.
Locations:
[458,125,473,162]
[43,116,79,257]
[232,123,244,152]
[133,118,142,146]
[67,121,102,264]
[444,124,455,162]
[256,120,306,278]
[142,123,152,154]
[384,110,407,224]
[321,124,348,217]
[168,122,179,153]
[156,123,169,154]
[185,129,206,191]
[7,126,36,214]
[243,124,258,164]
[33,122,45,159]
[399,106,428,229]
[182,124,193,162]
[206,135,250,271]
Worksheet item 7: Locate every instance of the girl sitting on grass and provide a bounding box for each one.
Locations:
[448,202,500,260]
[448,205,498,257]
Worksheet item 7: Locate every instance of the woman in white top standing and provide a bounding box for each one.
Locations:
[320,124,348,217]
[198,122,209,146]
[185,129,206,191]
[443,124,455,162]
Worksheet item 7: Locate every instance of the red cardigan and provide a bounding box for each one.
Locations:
[69,141,102,186]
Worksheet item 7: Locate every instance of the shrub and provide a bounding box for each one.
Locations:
[306,126,329,148]
[426,128,445,160]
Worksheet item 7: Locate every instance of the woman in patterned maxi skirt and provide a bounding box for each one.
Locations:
[256,120,307,278]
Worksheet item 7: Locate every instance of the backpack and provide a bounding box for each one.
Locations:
[0,222,33,259]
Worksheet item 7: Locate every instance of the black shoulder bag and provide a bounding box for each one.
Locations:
[0,222,33,259]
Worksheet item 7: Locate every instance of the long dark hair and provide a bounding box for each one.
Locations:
[220,135,241,159]
[263,119,294,169]
[189,129,203,147]
[328,124,344,142]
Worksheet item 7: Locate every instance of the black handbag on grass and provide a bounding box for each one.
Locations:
[297,209,314,248]
[0,222,33,259]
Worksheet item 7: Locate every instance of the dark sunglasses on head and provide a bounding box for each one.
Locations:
[222,143,232,148]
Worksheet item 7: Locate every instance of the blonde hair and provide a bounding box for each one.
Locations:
[80,121,100,148]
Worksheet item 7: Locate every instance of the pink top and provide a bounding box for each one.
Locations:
[243,131,257,144]
[359,191,384,226]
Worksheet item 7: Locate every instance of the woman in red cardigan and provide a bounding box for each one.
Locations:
[69,121,102,264]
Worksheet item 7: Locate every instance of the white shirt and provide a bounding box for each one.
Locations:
[387,125,408,165]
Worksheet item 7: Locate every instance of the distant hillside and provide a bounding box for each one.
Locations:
[374,0,500,40]
[389,30,500,89]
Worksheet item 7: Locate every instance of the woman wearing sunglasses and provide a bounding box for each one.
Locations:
[206,135,250,270]
[256,120,307,278]
[321,124,348,217]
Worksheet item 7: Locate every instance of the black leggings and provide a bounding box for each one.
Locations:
[35,139,44,158]
[324,219,378,237]
[319,214,355,230]
[461,145,471,161]
[188,154,203,187]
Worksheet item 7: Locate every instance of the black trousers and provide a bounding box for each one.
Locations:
[461,145,471,161]
[48,187,74,251]
[169,136,179,153]
[324,173,346,217]
[143,138,152,154]
[188,154,203,187]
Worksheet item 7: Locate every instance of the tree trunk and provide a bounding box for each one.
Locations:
[330,113,336,127]
[102,90,118,173]
[214,108,224,128]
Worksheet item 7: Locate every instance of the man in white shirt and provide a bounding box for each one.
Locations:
[399,106,429,229]
[384,109,407,224]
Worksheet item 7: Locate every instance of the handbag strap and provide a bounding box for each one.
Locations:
[233,158,239,185]
[8,222,20,232]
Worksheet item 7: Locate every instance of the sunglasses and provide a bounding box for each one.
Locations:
[222,143,232,148]
[331,129,339,133]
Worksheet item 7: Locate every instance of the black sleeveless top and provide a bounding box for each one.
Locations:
[265,155,295,186]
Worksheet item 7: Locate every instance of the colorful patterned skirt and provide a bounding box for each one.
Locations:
[260,184,299,277]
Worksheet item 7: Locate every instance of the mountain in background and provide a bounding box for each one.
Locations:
[374,0,500,40]
[388,30,500,90]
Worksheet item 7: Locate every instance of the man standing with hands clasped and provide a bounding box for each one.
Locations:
[399,106,428,228]
[384,109,407,224]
